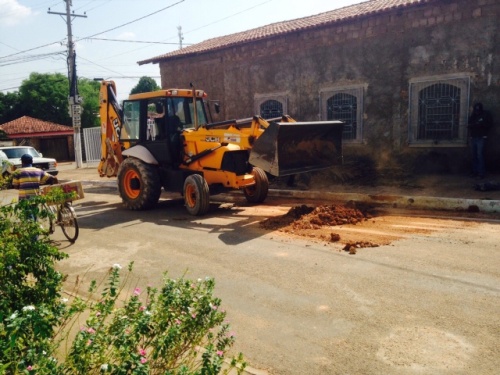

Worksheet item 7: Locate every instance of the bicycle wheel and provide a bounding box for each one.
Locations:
[58,202,79,243]
[39,204,55,235]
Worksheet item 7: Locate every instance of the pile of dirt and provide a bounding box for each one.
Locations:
[260,204,380,251]
[260,203,372,231]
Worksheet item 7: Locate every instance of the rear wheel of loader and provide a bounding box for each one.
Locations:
[244,167,269,203]
[117,158,161,210]
[184,174,210,216]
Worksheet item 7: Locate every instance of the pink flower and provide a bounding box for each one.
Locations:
[86,339,92,346]
[175,319,181,325]
[27,365,33,371]
[140,357,147,364]
[139,348,147,356]
[133,288,141,296]
[216,350,224,357]
[87,327,96,334]
[191,313,197,319]
[96,311,101,317]
[139,305,146,311]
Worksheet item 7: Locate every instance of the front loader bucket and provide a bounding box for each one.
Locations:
[249,120,344,177]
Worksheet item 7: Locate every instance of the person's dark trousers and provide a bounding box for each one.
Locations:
[471,136,486,178]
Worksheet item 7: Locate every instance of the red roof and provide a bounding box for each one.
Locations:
[138,0,432,65]
[0,116,74,138]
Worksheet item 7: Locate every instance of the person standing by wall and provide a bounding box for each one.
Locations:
[468,103,493,179]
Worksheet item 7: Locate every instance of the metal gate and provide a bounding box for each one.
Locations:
[83,127,101,163]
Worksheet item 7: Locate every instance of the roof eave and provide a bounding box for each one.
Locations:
[139,0,434,64]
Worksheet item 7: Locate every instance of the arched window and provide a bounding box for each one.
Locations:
[408,75,469,145]
[327,93,357,140]
[417,83,460,140]
[260,100,283,119]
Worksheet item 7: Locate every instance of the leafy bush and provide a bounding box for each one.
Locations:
[0,197,246,374]
[0,159,14,190]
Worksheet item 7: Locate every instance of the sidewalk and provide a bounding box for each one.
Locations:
[58,162,500,214]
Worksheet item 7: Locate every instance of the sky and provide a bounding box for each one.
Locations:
[0,0,363,101]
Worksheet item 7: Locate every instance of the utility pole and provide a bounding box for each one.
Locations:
[177,26,184,49]
[48,1,87,168]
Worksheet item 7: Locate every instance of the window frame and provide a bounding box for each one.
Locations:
[254,92,288,119]
[320,84,365,143]
[408,74,470,147]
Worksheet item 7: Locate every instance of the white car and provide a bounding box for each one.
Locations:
[0,150,13,177]
[0,146,58,176]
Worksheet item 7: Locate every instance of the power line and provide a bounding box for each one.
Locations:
[0,51,66,67]
[84,37,190,45]
[182,0,273,36]
[75,0,185,42]
[0,0,184,61]
[78,55,128,78]
[0,41,66,60]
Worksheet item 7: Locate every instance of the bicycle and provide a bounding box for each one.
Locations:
[41,200,79,243]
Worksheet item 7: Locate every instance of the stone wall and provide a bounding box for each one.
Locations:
[158,0,500,175]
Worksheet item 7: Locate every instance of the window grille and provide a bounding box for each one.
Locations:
[327,93,357,140]
[260,99,283,119]
[320,85,364,142]
[254,93,287,119]
[409,75,470,145]
[418,83,461,140]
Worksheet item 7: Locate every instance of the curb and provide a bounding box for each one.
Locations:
[269,189,500,213]
[267,189,500,213]
[61,178,500,214]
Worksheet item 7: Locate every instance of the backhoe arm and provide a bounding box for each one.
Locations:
[97,80,124,177]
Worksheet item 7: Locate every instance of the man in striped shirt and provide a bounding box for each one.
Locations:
[12,154,58,200]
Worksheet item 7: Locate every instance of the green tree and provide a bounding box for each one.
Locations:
[0,91,22,125]
[130,76,160,95]
[18,72,71,125]
[0,73,100,128]
[78,78,100,128]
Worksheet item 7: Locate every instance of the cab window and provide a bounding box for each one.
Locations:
[121,101,141,141]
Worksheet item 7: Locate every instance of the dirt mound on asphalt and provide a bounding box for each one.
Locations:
[260,204,382,251]
[260,204,371,230]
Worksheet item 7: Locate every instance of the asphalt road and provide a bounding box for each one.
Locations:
[56,186,500,375]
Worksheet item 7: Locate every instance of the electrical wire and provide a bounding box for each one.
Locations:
[0,51,66,67]
[85,37,187,45]
[75,0,185,42]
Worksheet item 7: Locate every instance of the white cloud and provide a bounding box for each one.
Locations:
[0,0,32,27]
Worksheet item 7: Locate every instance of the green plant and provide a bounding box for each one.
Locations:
[0,199,246,375]
[0,159,14,190]
[61,265,246,374]
[0,195,68,374]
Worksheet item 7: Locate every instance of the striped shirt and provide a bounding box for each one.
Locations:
[12,167,53,200]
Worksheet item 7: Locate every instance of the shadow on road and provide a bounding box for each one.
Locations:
[73,186,279,246]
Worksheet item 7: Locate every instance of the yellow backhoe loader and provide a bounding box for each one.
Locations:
[97,80,344,215]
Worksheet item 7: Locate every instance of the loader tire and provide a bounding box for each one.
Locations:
[117,157,161,210]
[183,174,210,216]
[244,167,269,204]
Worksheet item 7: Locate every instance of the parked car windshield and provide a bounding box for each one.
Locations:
[2,147,41,159]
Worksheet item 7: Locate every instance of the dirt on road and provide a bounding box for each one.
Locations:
[258,202,486,254]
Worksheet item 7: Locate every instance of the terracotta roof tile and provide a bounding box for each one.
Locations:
[139,0,432,65]
[0,116,73,135]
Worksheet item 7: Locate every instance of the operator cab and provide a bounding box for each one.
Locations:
[120,95,209,166]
